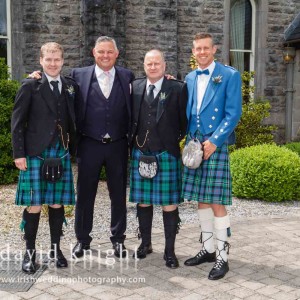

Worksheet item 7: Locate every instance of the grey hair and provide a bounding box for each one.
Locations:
[95,36,118,51]
[144,49,166,62]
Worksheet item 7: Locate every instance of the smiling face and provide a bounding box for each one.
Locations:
[93,41,119,71]
[40,50,64,78]
[144,50,166,84]
[192,37,217,70]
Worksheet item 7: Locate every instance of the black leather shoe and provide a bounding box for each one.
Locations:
[163,252,179,269]
[132,243,153,259]
[208,259,229,280]
[184,250,216,266]
[72,242,90,259]
[50,249,68,268]
[112,242,127,258]
[22,250,36,274]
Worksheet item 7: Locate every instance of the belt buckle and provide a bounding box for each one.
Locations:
[102,137,112,144]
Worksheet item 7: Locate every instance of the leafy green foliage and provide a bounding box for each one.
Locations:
[230,144,300,201]
[233,101,276,149]
[282,142,300,156]
[0,58,20,184]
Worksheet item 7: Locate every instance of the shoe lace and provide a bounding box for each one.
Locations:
[196,249,208,258]
[199,231,214,252]
[212,258,226,270]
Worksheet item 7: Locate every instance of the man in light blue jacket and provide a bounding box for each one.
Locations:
[182,33,242,280]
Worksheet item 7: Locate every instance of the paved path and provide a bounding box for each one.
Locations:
[1,213,300,300]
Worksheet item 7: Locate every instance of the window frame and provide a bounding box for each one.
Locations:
[229,0,256,73]
[0,0,11,71]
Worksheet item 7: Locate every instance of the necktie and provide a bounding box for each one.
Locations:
[147,84,155,104]
[50,80,60,98]
[102,71,110,98]
[196,69,210,76]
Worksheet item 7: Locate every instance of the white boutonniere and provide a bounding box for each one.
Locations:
[212,75,222,84]
[66,85,75,96]
[159,92,166,102]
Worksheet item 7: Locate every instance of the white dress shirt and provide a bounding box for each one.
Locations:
[196,61,216,113]
[95,65,116,98]
[45,73,62,93]
[146,76,164,99]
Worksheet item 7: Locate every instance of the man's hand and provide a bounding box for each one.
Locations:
[165,74,175,80]
[202,140,217,160]
[28,71,42,79]
[14,158,27,171]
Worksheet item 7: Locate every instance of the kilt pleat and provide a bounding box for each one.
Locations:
[15,142,75,206]
[181,132,232,205]
[129,148,182,205]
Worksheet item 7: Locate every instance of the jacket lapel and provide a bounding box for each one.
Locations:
[134,79,146,123]
[200,62,222,113]
[156,77,168,122]
[61,76,75,121]
[39,73,57,114]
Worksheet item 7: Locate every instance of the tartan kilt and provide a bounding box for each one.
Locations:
[15,142,75,206]
[181,132,232,205]
[129,148,183,205]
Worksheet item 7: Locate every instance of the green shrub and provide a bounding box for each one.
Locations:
[233,101,276,150]
[230,144,300,201]
[0,58,20,184]
[282,142,300,156]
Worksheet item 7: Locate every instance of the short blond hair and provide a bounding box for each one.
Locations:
[193,33,215,47]
[40,42,64,58]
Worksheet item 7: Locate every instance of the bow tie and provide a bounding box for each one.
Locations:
[196,69,210,76]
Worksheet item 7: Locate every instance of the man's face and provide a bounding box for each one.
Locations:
[144,50,166,83]
[40,51,64,78]
[93,41,119,71]
[192,38,217,69]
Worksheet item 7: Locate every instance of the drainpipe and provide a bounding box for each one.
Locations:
[283,46,296,142]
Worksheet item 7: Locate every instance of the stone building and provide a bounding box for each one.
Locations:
[1,0,300,142]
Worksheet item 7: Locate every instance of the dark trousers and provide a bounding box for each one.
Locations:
[75,136,128,244]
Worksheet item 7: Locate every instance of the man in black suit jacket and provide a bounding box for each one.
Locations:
[11,42,78,274]
[129,49,187,268]
[71,36,134,259]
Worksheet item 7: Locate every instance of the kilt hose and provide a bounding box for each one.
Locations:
[15,142,75,206]
[182,132,232,205]
[129,148,183,206]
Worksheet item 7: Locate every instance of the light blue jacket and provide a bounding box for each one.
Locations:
[185,61,242,147]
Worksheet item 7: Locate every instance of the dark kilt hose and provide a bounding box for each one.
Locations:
[182,131,232,205]
[15,142,75,206]
[129,148,182,205]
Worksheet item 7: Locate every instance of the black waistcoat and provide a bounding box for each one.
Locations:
[83,72,128,140]
[135,94,164,152]
[50,90,70,147]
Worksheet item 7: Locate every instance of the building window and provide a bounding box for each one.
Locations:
[230,0,255,73]
[0,0,11,69]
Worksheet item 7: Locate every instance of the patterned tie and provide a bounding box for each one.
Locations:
[147,84,155,104]
[50,80,60,98]
[102,71,110,98]
[196,69,210,76]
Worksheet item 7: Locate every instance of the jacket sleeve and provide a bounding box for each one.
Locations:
[179,82,188,140]
[11,81,33,159]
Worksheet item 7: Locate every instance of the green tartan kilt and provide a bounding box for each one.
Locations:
[15,142,75,206]
[129,148,183,206]
[181,132,232,205]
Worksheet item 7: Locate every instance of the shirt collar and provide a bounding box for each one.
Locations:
[95,65,115,78]
[44,73,61,85]
[197,60,215,75]
[146,76,164,91]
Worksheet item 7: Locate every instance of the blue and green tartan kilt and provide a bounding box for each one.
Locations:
[15,142,75,206]
[129,148,183,206]
[181,132,232,205]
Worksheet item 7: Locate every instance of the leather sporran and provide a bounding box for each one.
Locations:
[40,157,63,183]
[182,138,203,169]
[138,155,159,179]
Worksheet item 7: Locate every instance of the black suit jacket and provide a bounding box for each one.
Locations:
[11,73,78,159]
[70,65,134,136]
[130,77,188,158]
